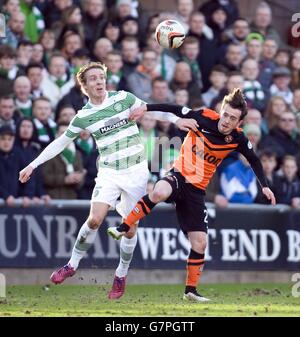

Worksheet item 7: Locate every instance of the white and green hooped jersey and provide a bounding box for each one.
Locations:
[65,90,146,171]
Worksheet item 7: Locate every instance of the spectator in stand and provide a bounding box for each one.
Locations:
[52,5,84,42]
[148,77,173,104]
[25,63,44,99]
[187,11,218,90]
[258,38,278,90]
[0,45,19,96]
[170,61,202,107]
[31,42,44,64]
[60,31,84,63]
[127,48,160,102]
[255,149,280,204]
[264,95,288,130]
[210,70,244,108]
[290,50,300,90]
[42,122,85,199]
[82,0,107,52]
[38,29,56,67]
[202,65,227,108]
[179,36,202,89]
[32,97,56,149]
[69,48,91,77]
[105,50,127,91]
[0,95,21,131]
[3,11,27,49]
[56,75,88,115]
[275,155,300,208]
[274,48,290,68]
[19,0,45,43]
[174,88,189,106]
[15,117,51,204]
[270,66,293,106]
[291,88,300,114]
[93,37,113,64]
[55,105,76,124]
[173,0,194,33]
[199,0,239,26]
[250,1,282,46]
[43,0,73,29]
[221,43,243,72]
[103,21,121,49]
[243,123,262,152]
[241,58,266,111]
[0,125,30,207]
[207,5,229,45]
[121,36,140,78]
[16,40,33,72]
[221,18,250,56]
[40,52,75,109]
[120,16,140,43]
[13,75,32,117]
[260,111,300,160]
[2,0,20,19]
[246,33,263,61]
[243,108,267,140]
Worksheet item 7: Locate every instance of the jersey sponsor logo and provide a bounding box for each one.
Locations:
[100,118,129,134]
[192,145,222,166]
[224,135,233,143]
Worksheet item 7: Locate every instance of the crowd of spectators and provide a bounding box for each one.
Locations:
[0,0,300,208]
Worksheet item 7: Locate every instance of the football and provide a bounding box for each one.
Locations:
[155,20,186,49]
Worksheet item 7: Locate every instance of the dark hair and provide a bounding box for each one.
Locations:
[25,63,44,74]
[211,64,228,75]
[152,76,167,86]
[0,45,17,59]
[15,117,37,145]
[258,149,277,160]
[221,88,248,120]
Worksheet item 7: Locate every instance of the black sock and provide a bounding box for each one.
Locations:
[117,223,130,232]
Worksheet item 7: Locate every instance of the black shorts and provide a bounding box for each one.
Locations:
[160,169,208,234]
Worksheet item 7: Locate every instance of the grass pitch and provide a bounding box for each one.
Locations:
[0,283,299,317]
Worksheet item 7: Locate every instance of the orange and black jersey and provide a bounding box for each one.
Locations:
[146,103,268,191]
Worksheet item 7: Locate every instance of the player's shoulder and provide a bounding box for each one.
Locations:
[200,108,220,121]
[234,127,252,147]
[81,102,93,110]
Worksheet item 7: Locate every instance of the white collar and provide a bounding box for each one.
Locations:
[88,91,108,108]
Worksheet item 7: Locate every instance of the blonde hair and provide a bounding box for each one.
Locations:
[76,62,107,94]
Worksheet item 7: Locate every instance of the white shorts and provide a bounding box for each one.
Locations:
[91,162,149,219]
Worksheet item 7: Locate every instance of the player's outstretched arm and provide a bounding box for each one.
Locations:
[130,104,199,132]
[19,134,73,183]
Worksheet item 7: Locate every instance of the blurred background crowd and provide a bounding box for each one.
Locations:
[0,0,300,208]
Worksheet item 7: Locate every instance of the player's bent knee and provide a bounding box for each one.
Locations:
[87,215,105,229]
[151,189,168,203]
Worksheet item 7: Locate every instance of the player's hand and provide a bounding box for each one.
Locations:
[19,165,34,183]
[129,105,147,121]
[176,118,199,132]
[262,187,276,205]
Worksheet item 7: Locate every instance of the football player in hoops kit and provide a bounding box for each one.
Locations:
[19,62,197,299]
[108,88,276,302]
